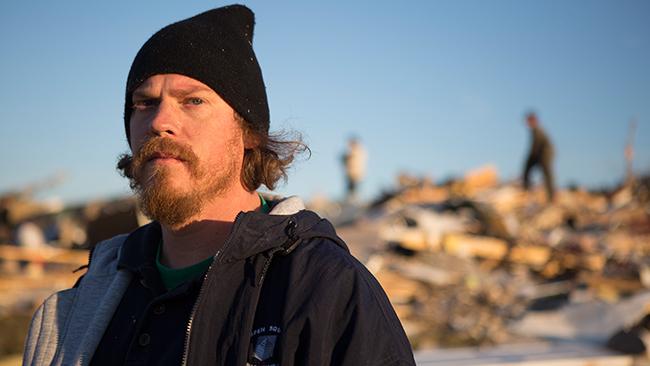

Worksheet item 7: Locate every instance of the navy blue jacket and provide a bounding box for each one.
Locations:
[90,208,415,365]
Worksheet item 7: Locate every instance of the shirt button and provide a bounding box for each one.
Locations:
[153,304,166,315]
[138,333,151,347]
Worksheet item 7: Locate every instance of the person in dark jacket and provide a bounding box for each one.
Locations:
[522,111,555,202]
[23,4,415,366]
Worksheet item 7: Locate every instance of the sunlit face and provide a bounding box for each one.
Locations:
[526,114,538,128]
[127,74,246,226]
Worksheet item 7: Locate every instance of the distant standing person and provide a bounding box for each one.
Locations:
[522,111,555,202]
[342,136,367,201]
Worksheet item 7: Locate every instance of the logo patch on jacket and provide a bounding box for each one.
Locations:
[247,325,281,365]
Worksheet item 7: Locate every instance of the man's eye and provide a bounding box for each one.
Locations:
[132,100,156,110]
[186,97,204,106]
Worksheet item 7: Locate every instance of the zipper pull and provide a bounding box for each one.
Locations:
[281,218,299,254]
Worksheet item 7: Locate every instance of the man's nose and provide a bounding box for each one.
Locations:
[149,100,179,137]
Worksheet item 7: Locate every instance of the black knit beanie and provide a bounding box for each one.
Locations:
[124,4,269,144]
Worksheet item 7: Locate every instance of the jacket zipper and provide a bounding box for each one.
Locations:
[181,211,244,366]
[181,250,220,366]
[257,220,299,287]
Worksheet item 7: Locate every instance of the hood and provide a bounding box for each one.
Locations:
[117,196,346,273]
[222,195,347,262]
[184,196,348,366]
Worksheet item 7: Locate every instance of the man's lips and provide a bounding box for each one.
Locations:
[147,152,185,163]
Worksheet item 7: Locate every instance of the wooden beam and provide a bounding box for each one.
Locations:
[0,244,88,266]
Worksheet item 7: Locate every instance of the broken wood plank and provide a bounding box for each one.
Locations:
[442,234,508,260]
[374,270,429,304]
[509,245,551,267]
[0,244,88,266]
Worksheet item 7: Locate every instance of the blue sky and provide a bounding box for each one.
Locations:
[1,1,649,204]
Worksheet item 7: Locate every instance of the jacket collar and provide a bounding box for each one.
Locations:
[117,196,315,271]
[118,221,161,273]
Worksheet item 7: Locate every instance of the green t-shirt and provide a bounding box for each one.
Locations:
[156,194,271,290]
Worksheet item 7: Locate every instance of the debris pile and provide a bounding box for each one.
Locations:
[329,169,650,351]
[0,193,142,317]
[1,168,649,357]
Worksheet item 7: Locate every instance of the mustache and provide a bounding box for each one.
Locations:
[120,137,200,180]
[135,137,197,165]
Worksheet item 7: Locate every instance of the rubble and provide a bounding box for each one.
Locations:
[2,167,650,361]
[414,341,634,366]
[331,168,650,353]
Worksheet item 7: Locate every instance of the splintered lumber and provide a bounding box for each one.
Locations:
[441,235,554,267]
[462,165,499,194]
[530,206,565,230]
[0,272,81,292]
[509,246,551,267]
[387,260,458,287]
[442,234,508,260]
[582,273,644,299]
[581,254,606,271]
[374,270,428,304]
[395,186,449,206]
[397,231,430,252]
[0,244,88,267]
[414,342,633,366]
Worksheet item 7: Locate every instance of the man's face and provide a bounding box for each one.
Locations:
[127,74,247,227]
[526,114,538,128]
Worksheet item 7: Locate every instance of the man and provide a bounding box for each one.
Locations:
[341,136,367,202]
[522,111,555,202]
[23,5,415,366]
